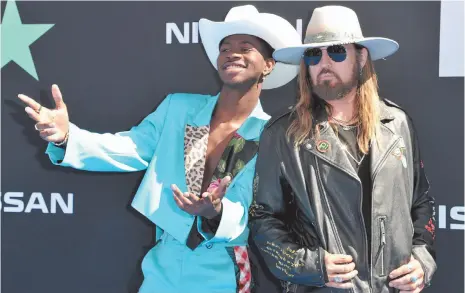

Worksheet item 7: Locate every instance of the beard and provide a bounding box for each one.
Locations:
[311,65,359,101]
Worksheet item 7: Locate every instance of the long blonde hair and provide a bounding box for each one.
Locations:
[286,45,380,154]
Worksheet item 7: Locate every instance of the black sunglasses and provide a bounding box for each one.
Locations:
[303,45,347,66]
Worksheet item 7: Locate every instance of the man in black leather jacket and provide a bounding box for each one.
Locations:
[248,5,436,293]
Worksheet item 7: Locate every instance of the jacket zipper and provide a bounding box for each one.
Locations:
[380,218,386,276]
[374,217,387,276]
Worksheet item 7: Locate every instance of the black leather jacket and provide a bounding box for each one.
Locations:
[249,99,436,293]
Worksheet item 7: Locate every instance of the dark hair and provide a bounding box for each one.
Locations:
[354,43,365,50]
[218,35,275,59]
[258,38,275,59]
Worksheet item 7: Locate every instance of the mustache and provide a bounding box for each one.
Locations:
[318,69,337,77]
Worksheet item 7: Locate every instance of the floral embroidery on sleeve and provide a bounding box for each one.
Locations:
[425,218,435,239]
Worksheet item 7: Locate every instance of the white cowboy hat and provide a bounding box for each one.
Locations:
[273,5,399,65]
[199,5,302,89]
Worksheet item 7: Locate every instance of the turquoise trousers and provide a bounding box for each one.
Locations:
[138,232,240,293]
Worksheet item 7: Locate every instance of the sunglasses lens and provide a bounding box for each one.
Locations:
[303,48,322,66]
[327,45,347,62]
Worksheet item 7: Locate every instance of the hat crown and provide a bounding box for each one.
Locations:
[271,5,399,64]
[224,5,259,22]
[305,6,364,44]
[199,4,302,89]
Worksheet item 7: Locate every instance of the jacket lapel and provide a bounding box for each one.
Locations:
[183,95,218,196]
[302,105,359,179]
[304,122,359,179]
[183,125,210,196]
[370,103,400,180]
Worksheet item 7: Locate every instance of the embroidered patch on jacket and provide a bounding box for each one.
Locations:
[184,125,209,196]
[392,138,407,168]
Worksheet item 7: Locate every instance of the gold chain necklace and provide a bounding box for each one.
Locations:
[332,119,366,165]
[330,116,359,130]
[339,142,366,166]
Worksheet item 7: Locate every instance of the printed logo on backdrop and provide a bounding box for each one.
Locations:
[438,205,464,230]
[439,0,464,77]
[0,0,55,80]
[166,19,304,44]
[1,192,74,214]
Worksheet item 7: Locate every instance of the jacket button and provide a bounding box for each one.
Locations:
[305,143,312,150]
[206,244,213,249]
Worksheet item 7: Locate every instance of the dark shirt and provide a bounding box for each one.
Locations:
[334,124,372,257]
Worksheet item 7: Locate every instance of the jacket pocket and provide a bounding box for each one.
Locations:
[374,216,387,276]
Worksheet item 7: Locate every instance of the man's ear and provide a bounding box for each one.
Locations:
[263,58,276,77]
[358,47,368,69]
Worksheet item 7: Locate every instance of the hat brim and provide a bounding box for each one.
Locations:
[273,37,399,65]
[199,17,300,90]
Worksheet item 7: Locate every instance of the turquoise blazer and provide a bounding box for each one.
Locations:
[46,93,270,247]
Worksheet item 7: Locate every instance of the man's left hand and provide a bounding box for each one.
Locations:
[389,256,425,293]
[171,176,231,219]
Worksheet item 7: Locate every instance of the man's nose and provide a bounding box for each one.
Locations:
[225,51,242,61]
[318,50,332,68]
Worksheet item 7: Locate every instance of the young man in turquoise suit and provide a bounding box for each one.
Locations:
[17,5,301,293]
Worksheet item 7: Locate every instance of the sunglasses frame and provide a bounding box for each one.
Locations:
[302,45,348,66]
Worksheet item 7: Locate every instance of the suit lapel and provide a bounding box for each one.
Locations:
[184,124,210,196]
